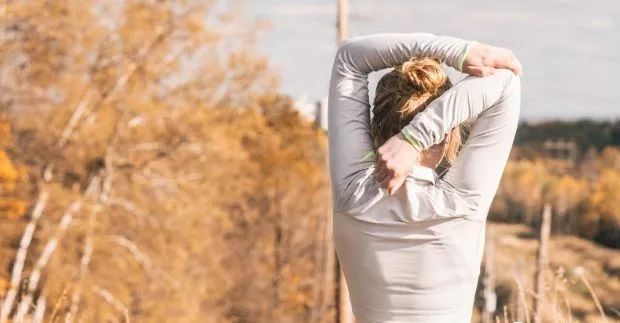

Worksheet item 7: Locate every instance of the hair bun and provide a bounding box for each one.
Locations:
[399,57,447,94]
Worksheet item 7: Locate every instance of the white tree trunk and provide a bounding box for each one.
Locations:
[0,190,49,323]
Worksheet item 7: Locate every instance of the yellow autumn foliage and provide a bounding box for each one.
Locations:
[494,149,620,245]
[0,119,27,219]
[0,198,28,220]
[582,169,620,242]
[0,277,8,297]
[0,151,18,185]
[1,1,328,322]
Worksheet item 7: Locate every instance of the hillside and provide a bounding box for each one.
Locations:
[475,223,620,322]
[515,120,620,152]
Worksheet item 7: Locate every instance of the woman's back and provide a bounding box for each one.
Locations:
[333,167,486,322]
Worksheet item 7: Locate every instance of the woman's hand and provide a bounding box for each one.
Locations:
[376,133,421,195]
[462,43,523,77]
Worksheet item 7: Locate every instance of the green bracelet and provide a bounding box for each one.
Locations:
[400,128,423,152]
[361,150,376,162]
[457,42,474,72]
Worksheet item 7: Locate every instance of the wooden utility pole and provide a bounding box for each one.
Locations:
[311,99,335,323]
[338,267,354,323]
[481,233,497,323]
[533,203,552,323]
[335,1,354,322]
[314,101,323,129]
[337,0,348,43]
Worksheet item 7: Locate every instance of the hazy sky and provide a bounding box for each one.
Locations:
[245,0,619,121]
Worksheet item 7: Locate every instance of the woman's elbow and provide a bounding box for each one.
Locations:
[491,69,522,122]
[496,68,521,97]
[505,72,521,122]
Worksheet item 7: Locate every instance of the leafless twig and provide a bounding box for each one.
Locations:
[93,285,130,323]
[0,190,49,323]
[108,235,153,273]
[12,200,82,322]
[576,270,608,322]
[32,294,46,323]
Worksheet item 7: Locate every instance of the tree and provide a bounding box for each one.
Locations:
[1,1,331,322]
[582,169,620,247]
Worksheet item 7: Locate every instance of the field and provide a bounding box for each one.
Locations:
[474,223,620,323]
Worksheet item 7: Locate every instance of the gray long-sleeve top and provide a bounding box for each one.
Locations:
[328,33,521,221]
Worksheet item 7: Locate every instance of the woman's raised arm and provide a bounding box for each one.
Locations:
[403,69,521,217]
[328,33,473,212]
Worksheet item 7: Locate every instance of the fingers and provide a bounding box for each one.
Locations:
[376,164,406,195]
[469,44,523,76]
[498,53,522,76]
[387,176,406,196]
[376,159,399,191]
[376,166,388,184]
[380,174,391,189]
[494,50,523,76]
[466,65,497,77]
[377,165,395,189]
[375,133,420,193]
[510,55,523,76]
[479,66,497,77]
[376,152,391,189]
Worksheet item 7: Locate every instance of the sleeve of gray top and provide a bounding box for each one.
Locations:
[327,33,473,212]
[402,69,522,214]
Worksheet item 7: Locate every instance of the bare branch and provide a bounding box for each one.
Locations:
[0,190,49,323]
[105,197,146,218]
[107,235,153,273]
[57,89,96,147]
[12,200,82,323]
[92,285,130,323]
[32,295,46,323]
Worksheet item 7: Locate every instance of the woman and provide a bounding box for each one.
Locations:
[328,33,522,322]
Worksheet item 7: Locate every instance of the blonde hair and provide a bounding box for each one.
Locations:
[371,57,462,164]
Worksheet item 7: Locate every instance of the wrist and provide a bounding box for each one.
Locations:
[458,41,477,72]
[400,128,423,152]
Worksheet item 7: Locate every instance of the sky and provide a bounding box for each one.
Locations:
[244,0,619,121]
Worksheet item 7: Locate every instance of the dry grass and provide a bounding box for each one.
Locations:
[3,221,619,322]
[479,223,620,323]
